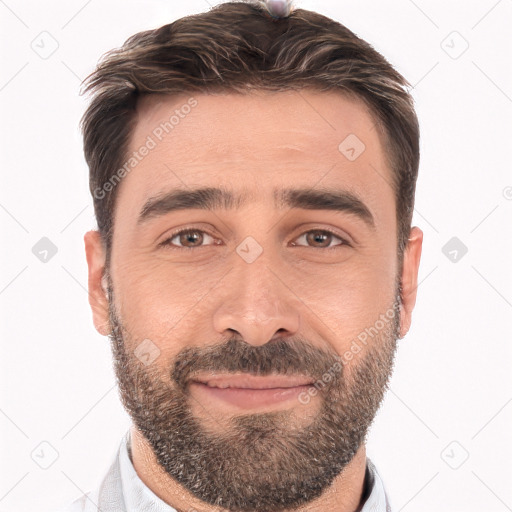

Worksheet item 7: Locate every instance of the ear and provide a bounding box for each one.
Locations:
[399,226,423,338]
[84,230,110,336]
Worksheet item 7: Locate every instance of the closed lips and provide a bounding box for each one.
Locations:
[191,374,315,389]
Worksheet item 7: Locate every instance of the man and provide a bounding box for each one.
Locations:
[62,0,423,510]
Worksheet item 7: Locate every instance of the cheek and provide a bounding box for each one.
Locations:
[111,256,225,346]
[296,247,397,352]
[111,237,397,359]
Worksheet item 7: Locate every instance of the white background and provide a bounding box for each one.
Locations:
[1,0,511,511]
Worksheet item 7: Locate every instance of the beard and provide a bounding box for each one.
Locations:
[106,275,402,512]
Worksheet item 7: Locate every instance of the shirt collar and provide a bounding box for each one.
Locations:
[119,429,392,511]
[120,429,176,511]
[361,457,393,511]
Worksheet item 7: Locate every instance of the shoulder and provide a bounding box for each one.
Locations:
[52,436,128,512]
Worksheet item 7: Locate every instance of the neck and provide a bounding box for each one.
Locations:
[129,425,368,512]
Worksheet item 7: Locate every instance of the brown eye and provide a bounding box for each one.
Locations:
[159,227,349,251]
[179,230,203,247]
[307,231,332,248]
[291,229,348,249]
[160,229,217,249]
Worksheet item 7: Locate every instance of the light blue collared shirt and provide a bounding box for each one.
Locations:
[56,429,393,511]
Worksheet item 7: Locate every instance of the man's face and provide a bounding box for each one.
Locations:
[85,89,422,511]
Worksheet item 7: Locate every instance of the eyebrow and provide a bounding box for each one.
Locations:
[137,186,375,228]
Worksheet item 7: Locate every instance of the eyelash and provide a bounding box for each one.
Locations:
[159,227,351,251]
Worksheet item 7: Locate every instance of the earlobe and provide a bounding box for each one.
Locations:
[399,226,423,338]
[84,230,111,336]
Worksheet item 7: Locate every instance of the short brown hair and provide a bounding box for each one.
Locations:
[81,1,420,269]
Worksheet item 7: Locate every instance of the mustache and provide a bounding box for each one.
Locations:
[171,337,342,393]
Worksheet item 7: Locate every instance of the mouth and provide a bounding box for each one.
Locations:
[192,373,315,389]
[188,373,316,409]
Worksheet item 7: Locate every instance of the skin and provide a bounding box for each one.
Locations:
[84,89,423,512]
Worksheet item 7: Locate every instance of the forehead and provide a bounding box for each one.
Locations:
[115,89,393,221]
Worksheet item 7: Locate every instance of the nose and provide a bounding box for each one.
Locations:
[212,258,301,347]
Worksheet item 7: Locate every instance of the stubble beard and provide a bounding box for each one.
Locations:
[106,278,401,512]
